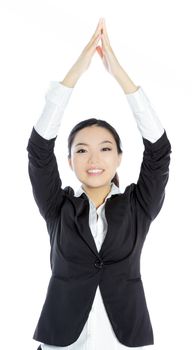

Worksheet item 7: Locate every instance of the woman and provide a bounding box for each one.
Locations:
[27,18,171,349]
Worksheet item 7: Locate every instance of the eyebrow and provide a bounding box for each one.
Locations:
[74,141,113,148]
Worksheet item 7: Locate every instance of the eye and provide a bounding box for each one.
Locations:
[76,147,112,153]
[102,147,112,151]
[76,149,87,153]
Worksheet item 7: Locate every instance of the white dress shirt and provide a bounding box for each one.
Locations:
[35,81,164,349]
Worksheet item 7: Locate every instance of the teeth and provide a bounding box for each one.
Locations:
[88,169,103,173]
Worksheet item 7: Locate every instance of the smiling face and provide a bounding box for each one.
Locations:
[68,125,122,194]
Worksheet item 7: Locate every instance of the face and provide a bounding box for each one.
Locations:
[68,125,122,191]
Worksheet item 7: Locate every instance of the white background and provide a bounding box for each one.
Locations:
[0,1,191,349]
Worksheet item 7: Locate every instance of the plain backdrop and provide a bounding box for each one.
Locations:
[0,1,191,349]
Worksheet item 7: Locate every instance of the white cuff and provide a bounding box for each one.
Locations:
[34,81,73,140]
[126,87,165,143]
[45,81,73,106]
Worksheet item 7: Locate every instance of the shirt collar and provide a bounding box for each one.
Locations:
[74,182,121,200]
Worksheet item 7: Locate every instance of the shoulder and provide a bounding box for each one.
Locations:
[63,186,75,196]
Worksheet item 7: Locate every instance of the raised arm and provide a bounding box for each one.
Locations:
[126,88,171,221]
[95,18,138,94]
[27,18,104,221]
[135,131,171,221]
[98,18,172,221]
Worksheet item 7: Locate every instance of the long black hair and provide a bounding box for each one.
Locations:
[67,118,123,187]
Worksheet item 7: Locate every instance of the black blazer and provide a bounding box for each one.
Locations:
[27,127,171,347]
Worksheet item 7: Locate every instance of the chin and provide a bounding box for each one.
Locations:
[83,180,111,189]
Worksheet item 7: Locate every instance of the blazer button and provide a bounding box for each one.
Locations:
[94,260,104,269]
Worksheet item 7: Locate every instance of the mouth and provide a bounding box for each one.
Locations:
[87,169,104,176]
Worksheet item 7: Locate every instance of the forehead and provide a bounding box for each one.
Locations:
[73,126,115,144]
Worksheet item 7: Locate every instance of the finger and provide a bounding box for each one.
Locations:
[101,18,111,46]
[101,31,109,51]
[92,18,103,40]
[96,17,103,32]
[89,33,102,54]
[83,18,103,54]
[86,19,102,50]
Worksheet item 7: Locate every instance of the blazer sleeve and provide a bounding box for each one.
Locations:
[26,126,64,221]
[134,129,172,221]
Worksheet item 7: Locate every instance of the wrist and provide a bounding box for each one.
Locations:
[61,66,80,88]
[60,75,78,88]
[114,66,138,94]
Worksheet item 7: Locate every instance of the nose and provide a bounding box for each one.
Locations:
[88,152,100,164]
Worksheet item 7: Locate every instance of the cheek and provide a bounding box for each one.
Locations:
[72,156,86,172]
[105,154,118,167]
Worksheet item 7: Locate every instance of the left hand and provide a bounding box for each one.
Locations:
[62,18,103,87]
[96,18,122,78]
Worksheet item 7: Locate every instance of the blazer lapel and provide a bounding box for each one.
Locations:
[72,193,101,258]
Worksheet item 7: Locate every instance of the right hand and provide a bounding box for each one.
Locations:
[62,18,103,87]
[96,18,123,78]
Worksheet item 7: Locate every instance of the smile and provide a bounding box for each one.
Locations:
[87,169,104,175]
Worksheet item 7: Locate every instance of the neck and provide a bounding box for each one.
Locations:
[82,183,112,208]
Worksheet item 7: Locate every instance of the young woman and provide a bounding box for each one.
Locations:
[27,18,171,350]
